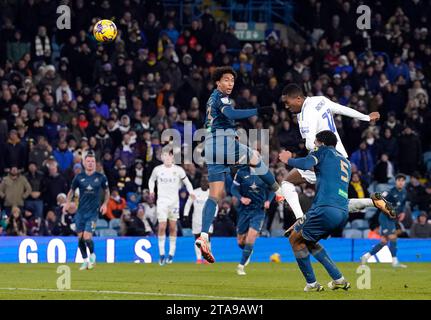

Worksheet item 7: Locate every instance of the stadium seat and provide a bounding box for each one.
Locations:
[109,219,121,230]
[182,228,193,237]
[375,183,392,193]
[342,229,363,239]
[351,219,369,230]
[270,229,286,237]
[362,229,370,238]
[96,219,109,229]
[344,222,352,229]
[98,228,118,237]
[365,207,377,220]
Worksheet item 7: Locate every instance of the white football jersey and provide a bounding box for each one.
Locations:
[148,164,192,205]
[297,96,370,158]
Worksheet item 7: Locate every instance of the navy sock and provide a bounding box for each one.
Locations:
[238,243,245,250]
[369,242,385,256]
[78,238,88,259]
[240,243,253,265]
[253,160,277,189]
[389,239,397,257]
[311,245,342,281]
[294,248,316,284]
[202,197,217,233]
[85,239,94,254]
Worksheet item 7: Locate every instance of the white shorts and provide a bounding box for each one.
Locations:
[297,169,317,184]
[192,218,213,235]
[157,202,180,222]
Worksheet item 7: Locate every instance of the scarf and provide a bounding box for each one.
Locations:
[134,167,143,186]
[351,181,365,198]
[35,35,51,57]
[122,141,133,153]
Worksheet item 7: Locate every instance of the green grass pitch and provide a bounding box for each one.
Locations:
[0,263,429,300]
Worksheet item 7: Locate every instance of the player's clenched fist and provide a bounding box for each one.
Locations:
[368,112,380,121]
[279,150,293,164]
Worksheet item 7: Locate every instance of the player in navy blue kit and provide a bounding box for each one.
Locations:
[64,151,110,270]
[279,130,352,292]
[196,66,285,263]
[361,174,406,268]
[231,166,275,275]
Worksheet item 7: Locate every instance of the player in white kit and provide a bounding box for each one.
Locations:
[183,176,215,264]
[149,150,195,265]
[279,84,395,234]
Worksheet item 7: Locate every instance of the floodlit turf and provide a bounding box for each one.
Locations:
[0,263,429,300]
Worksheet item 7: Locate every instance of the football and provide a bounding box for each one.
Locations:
[270,253,281,263]
[93,19,118,42]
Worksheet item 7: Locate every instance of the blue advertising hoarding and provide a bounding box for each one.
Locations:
[0,237,430,263]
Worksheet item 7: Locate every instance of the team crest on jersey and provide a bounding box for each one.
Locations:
[95,178,99,182]
[250,182,258,190]
[221,97,231,104]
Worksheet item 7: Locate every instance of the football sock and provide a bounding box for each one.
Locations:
[202,197,218,233]
[158,235,166,256]
[85,239,94,254]
[281,181,304,219]
[294,247,316,284]
[194,243,202,260]
[238,243,245,250]
[310,245,342,281]
[168,236,177,256]
[389,239,397,257]
[348,198,373,212]
[369,242,385,256]
[240,243,254,266]
[78,237,88,259]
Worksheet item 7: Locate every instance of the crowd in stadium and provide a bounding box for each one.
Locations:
[0,0,430,238]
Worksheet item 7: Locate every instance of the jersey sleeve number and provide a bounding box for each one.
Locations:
[322,109,336,132]
[340,160,349,182]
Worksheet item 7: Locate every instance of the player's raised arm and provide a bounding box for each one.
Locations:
[326,97,379,121]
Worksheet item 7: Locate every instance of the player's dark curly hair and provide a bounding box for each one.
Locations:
[282,83,303,97]
[316,130,337,147]
[212,66,237,82]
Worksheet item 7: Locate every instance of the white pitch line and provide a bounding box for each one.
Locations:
[0,287,270,300]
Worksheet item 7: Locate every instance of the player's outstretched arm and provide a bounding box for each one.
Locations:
[183,197,193,217]
[279,150,317,170]
[328,98,379,121]
[222,105,273,120]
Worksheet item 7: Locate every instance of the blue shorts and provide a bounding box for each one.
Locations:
[205,132,253,182]
[237,208,265,235]
[379,212,396,236]
[294,206,348,242]
[74,213,98,233]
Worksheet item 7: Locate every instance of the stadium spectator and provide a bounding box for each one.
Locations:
[0,166,32,215]
[40,162,68,212]
[212,200,236,237]
[350,141,375,183]
[106,188,127,221]
[125,206,152,236]
[41,210,61,236]
[6,206,26,236]
[24,162,44,219]
[410,212,431,238]
[348,172,370,221]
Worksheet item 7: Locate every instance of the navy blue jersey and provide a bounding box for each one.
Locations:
[310,146,351,210]
[205,89,236,133]
[71,172,109,216]
[232,166,274,210]
[385,187,407,215]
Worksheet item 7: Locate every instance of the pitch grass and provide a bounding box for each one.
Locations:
[0,263,429,300]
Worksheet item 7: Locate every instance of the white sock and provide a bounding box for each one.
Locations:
[307,281,317,287]
[200,232,209,242]
[348,198,373,212]
[208,239,212,251]
[281,181,304,219]
[168,236,176,256]
[392,257,399,265]
[194,243,202,260]
[363,252,371,260]
[158,235,166,256]
[334,276,345,284]
[84,257,89,263]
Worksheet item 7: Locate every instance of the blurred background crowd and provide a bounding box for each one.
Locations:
[0,0,430,238]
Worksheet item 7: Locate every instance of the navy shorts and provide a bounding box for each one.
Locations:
[74,213,98,233]
[237,208,265,235]
[205,132,253,182]
[294,206,348,242]
[379,212,396,236]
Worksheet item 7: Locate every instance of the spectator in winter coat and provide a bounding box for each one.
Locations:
[410,212,431,238]
[0,167,32,214]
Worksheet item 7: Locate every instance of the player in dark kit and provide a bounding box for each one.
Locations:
[64,151,110,270]
[279,130,352,292]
